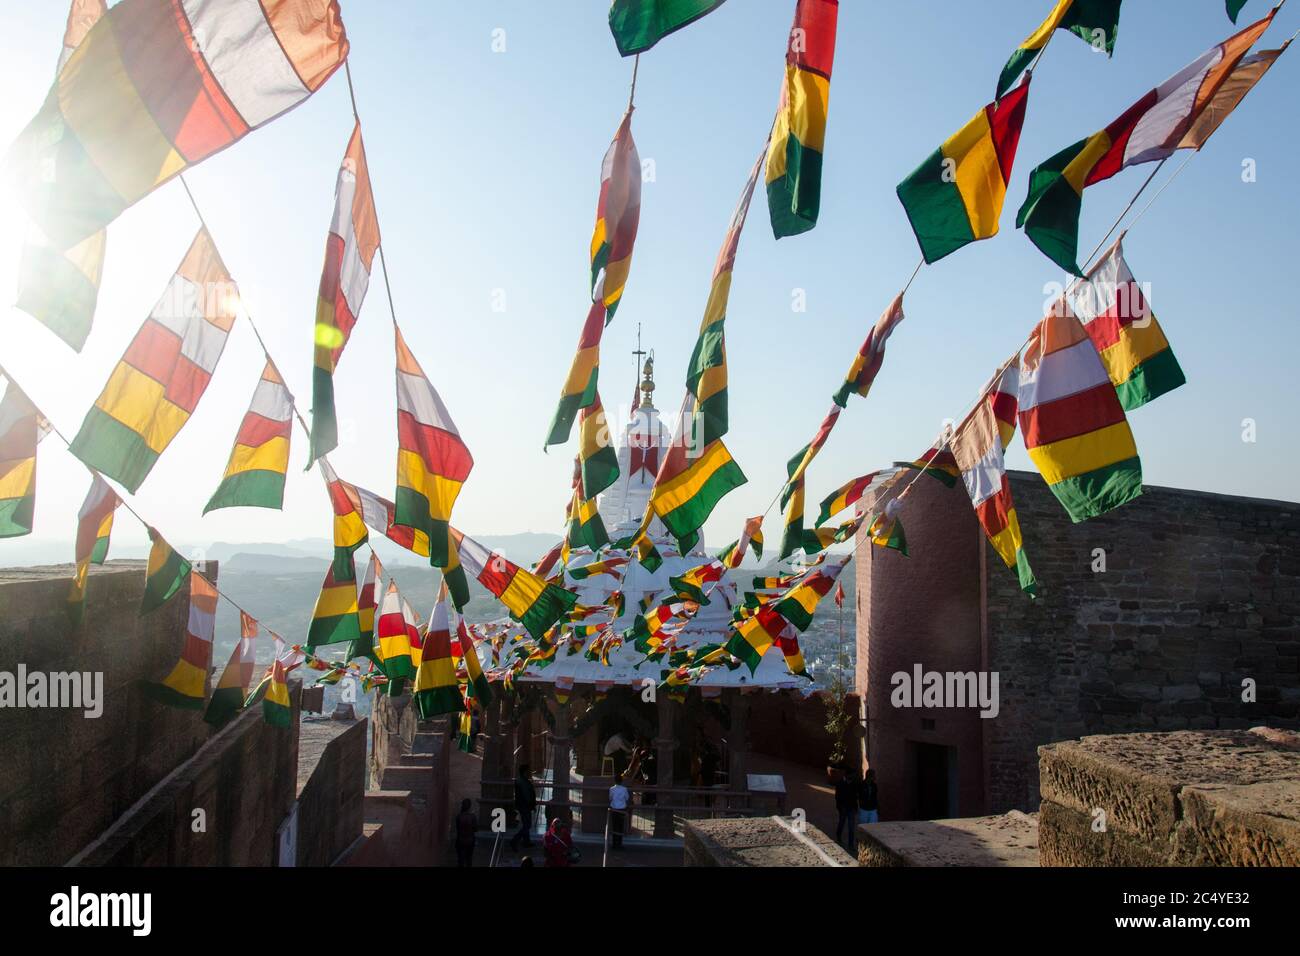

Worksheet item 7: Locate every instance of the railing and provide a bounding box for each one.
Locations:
[480,777,766,844]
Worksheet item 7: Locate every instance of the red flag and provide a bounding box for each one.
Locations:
[834,581,845,608]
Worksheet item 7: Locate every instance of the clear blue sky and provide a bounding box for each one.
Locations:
[1,0,1296,564]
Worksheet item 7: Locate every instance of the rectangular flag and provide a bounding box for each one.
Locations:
[832,295,906,407]
[897,80,1031,265]
[608,0,728,55]
[67,474,120,624]
[1018,9,1276,274]
[145,571,217,709]
[16,0,109,352]
[547,111,641,447]
[450,529,578,642]
[669,559,726,605]
[6,0,349,252]
[782,404,841,508]
[307,562,362,649]
[205,360,293,513]
[375,581,418,684]
[766,0,839,238]
[348,551,382,662]
[718,515,764,568]
[566,486,610,553]
[1071,236,1186,410]
[140,527,190,614]
[998,0,1123,98]
[1019,302,1143,521]
[460,618,492,705]
[204,611,257,727]
[319,460,369,580]
[69,228,237,492]
[310,122,381,463]
[780,478,806,561]
[413,585,462,718]
[897,442,961,488]
[727,555,850,675]
[392,323,473,567]
[578,394,620,499]
[816,468,902,526]
[951,367,1038,596]
[687,149,765,445]
[0,382,47,538]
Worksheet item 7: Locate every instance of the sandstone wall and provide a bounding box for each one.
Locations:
[0,562,210,865]
[296,719,367,867]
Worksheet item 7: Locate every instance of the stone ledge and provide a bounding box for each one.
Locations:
[1038,727,1300,866]
[856,811,1039,867]
[684,816,857,867]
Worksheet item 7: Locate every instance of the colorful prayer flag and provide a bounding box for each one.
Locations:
[816,468,902,527]
[263,654,294,728]
[765,0,839,238]
[451,529,579,642]
[1178,37,1292,151]
[832,295,907,407]
[204,360,293,513]
[578,395,620,499]
[780,478,806,561]
[205,611,257,727]
[547,112,641,447]
[140,528,190,615]
[69,228,237,492]
[392,324,473,567]
[569,557,629,581]
[7,0,348,252]
[1071,237,1186,411]
[626,599,695,656]
[718,515,765,568]
[145,571,217,709]
[15,0,109,352]
[998,0,1123,98]
[0,382,46,539]
[319,460,369,581]
[413,584,462,718]
[727,555,850,675]
[687,149,765,445]
[1017,9,1276,275]
[307,562,362,650]
[310,122,381,464]
[375,580,419,684]
[566,485,611,554]
[865,509,908,556]
[669,559,726,605]
[67,474,120,624]
[1019,302,1143,521]
[782,404,841,506]
[608,0,728,55]
[897,443,961,488]
[461,618,492,705]
[349,551,383,663]
[896,80,1031,265]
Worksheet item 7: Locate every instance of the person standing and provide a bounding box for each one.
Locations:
[859,768,880,825]
[834,767,860,852]
[454,798,477,867]
[608,773,631,849]
[510,764,537,852]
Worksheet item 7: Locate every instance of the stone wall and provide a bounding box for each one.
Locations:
[67,681,301,866]
[296,719,367,867]
[986,475,1300,812]
[0,562,210,866]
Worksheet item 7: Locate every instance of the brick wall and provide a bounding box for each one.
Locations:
[984,474,1300,812]
[748,690,862,769]
[0,562,210,865]
[68,682,301,866]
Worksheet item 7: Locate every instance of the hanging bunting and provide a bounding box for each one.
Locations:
[0,382,47,539]
[1019,301,1143,521]
[997,0,1123,98]
[727,554,850,676]
[578,395,620,499]
[204,360,294,514]
[348,551,382,663]
[69,228,237,492]
[780,478,806,561]
[1071,236,1186,411]
[832,295,907,407]
[16,0,109,352]
[375,580,419,689]
[449,529,578,642]
[896,78,1031,265]
[309,122,381,464]
[782,404,841,506]
[951,361,1038,596]
[67,474,120,624]
[569,557,629,581]
[1017,9,1277,275]
[765,0,839,238]
[668,559,726,605]
[205,611,258,727]
[140,528,191,615]
[1181,36,1291,148]
[144,570,217,709]
[318,460,369,580]
[687,149,765,445]
[414,583,462,718]
[718,515,765,568]
[546,112,642,447]
[608,0,728,55]
[462,618,492,705]
[6,0,349,252]
[625,599,696,657]
[865,506,908,556]
[391,323,473,567]
[896,442,961,488]
[566,485,610,553]
[263,654,294,728]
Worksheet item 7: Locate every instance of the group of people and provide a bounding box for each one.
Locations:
[833,767,879,853]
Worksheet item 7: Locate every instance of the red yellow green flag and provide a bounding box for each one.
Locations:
[0,382,47,539]
[67,474,120,624]
[307,561,362,650]
[140,527,190,615]
[69,229,237,492]
[998,0,1123,98]
[205,360,294,513]
[309,122,380,464]
[145,571,217,710]
[450,528,578,642]
[765,0,839,238]
[832,295,906,407]
[414,583,463,718]
[205,611,258,727]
